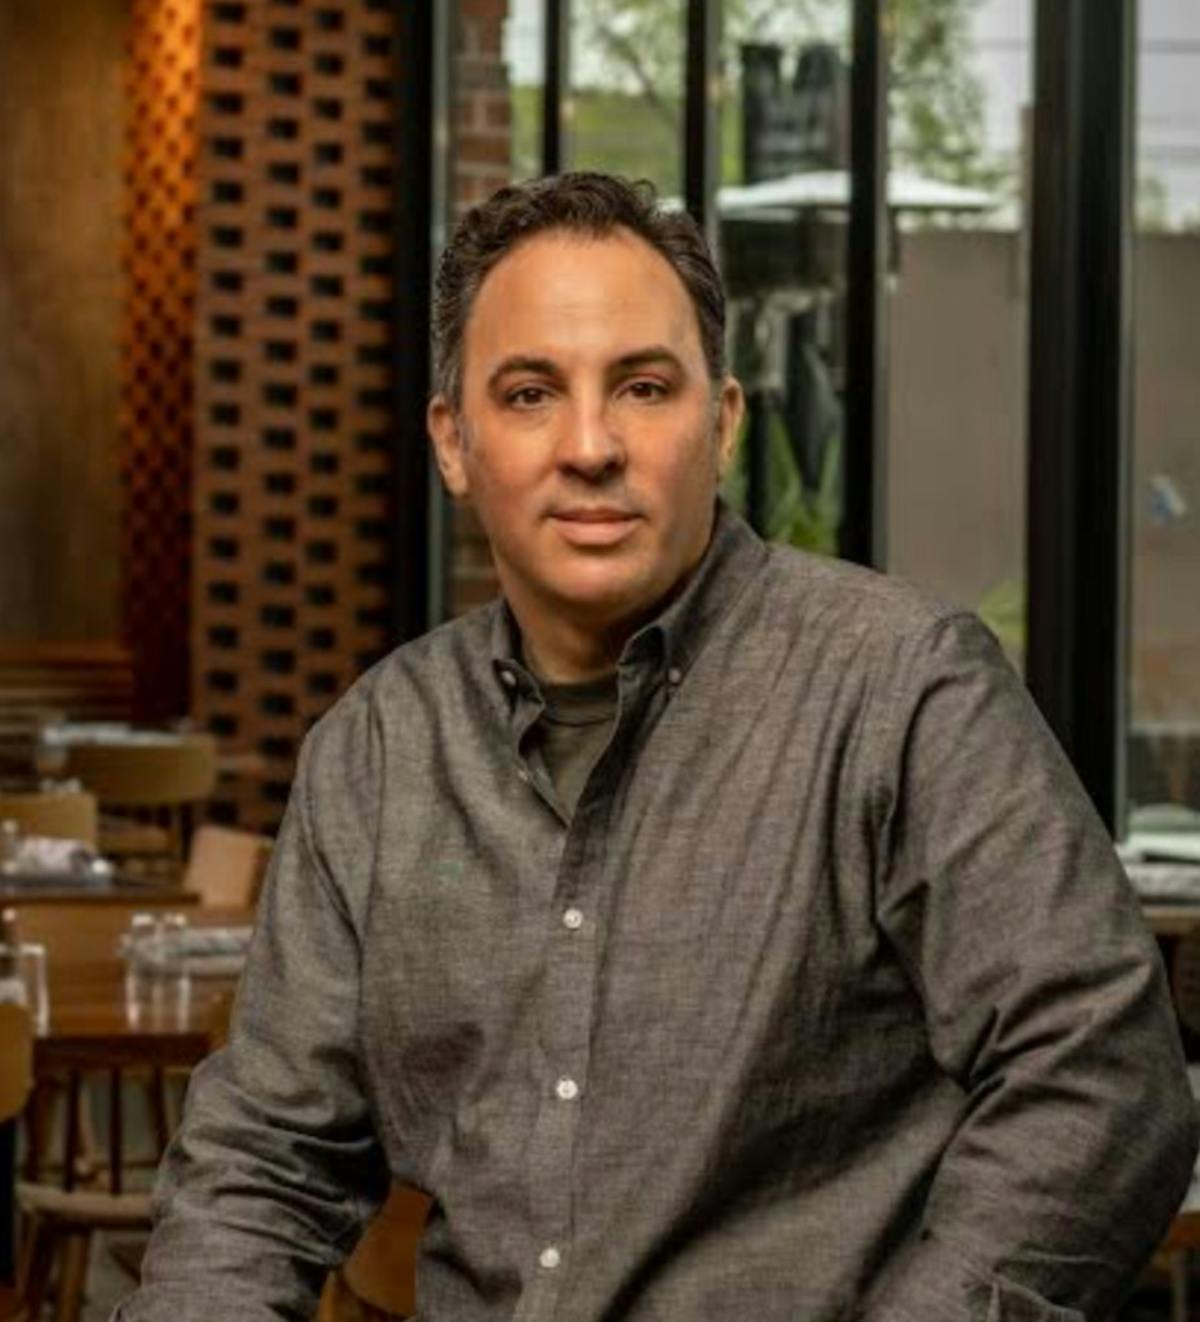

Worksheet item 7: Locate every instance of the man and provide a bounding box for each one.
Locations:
[119,173,1196,1321]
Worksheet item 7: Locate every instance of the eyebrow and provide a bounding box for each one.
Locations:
[485,356,563,392]
[611,345,686,374]
[485,345,687,392]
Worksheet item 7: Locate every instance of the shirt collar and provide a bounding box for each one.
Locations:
[489,499,768,699]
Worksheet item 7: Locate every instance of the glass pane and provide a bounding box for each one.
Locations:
[884,0,1032,673]
[566,0,685,194]
[716,5,852,558]
[505,0,544,181]
[1128,0,1200,840]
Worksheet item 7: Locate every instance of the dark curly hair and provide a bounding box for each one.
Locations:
[432,172,726,405]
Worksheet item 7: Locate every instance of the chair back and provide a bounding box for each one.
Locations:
[0,711,48,778]
[183,825,273,908]
[339,1182,429,1318]
[0,1002,33,1123]
[0,788,98,847]
[63,736,218,809]
[1173,923,1200,1038]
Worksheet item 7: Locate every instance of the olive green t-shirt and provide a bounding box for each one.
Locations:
[530,673,618,817]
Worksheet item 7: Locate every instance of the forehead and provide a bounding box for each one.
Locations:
[461,227,705,381]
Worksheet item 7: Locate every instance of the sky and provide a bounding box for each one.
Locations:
[975,0,1200,223]
[504,0,1200,226]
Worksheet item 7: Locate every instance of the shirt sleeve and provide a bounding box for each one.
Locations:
[866,612,1198,1322]
[113,724,389,1321]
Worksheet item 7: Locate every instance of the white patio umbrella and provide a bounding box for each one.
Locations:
[716,169,999,216]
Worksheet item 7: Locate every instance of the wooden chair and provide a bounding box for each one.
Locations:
[1156,929,1200,1322]
[17,1070,158,1322]
[64,736,218,863]
[0,716,49,781]
[181,825,272,909]
[317,1184,429,1322]
[1175,924,1200,1040]
[0,1005,33,1129]
[12,1013,230,1322]
[0,790,98,848]
[0,1004,33,1321]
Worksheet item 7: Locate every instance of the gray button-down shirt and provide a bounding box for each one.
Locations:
[120,504,1197,1322]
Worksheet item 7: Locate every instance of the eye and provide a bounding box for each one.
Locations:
[623,378,669,402]
[506,384,552,409]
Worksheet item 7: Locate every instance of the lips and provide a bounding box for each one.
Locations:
[552,507,637,523]
[548,507,642,547]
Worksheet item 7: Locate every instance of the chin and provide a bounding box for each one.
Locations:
[547,566,671,623]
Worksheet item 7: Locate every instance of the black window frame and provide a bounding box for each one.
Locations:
[392,0,1140,836]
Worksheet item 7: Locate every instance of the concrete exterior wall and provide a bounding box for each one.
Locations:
[886,226,1200,724]
[1130,234,1200,727]
[886,228,1027,613]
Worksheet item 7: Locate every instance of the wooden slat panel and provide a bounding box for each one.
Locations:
[191,0,400,832]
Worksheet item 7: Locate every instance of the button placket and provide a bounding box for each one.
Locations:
[526,741,615,1309]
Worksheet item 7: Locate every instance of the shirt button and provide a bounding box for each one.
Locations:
[555,1076,579,1101]
[562,907,583,931]
[539,1245,561,1270]
[666,666,683,685]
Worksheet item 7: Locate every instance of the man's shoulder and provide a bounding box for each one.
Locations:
[760,540,971,644]
[300,600,500,767]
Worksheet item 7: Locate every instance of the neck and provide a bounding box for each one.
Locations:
[518,610,629,684]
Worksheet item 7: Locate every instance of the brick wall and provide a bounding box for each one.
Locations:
[447,0,512,618]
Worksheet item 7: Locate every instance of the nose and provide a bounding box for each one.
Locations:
[556,395,625,481]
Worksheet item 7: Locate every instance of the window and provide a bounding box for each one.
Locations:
[1128,0,1200,839]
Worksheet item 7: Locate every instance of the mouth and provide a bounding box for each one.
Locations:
[548,507,642,547]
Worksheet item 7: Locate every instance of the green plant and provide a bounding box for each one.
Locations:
[721,404,841,554]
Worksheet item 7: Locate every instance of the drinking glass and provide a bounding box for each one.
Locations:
[0,941,49,1034]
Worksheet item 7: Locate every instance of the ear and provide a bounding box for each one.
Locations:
[427,395,469,499]
[714,376,745,480]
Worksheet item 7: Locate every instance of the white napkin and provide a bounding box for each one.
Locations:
[1,834,100,877]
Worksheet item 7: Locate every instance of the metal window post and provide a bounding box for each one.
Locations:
[542,0,570,174]
[390,0,442,639]
[684,0,721,239]
[1026,0,1136,832]
[839,0,888,568]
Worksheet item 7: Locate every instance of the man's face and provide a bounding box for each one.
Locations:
[428,227,743,642]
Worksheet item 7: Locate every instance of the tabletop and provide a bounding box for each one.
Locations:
[0,878,198,908]
[0,901,252,1283]
[18,902,250,1049]
[1143,903,1200,939]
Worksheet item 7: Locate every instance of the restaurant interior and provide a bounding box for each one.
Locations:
[1,0,1199,1317]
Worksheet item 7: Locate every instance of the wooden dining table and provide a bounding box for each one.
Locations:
[0,878,198,909]
[1143,903,1200,939]
[0,898,252,1284]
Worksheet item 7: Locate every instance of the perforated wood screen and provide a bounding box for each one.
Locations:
[121,0,203,722]
[192,0,398,831]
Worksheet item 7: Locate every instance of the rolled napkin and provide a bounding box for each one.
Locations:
[1124,860,1200,903]
[121,924,254,978]
[0,834,111,879]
